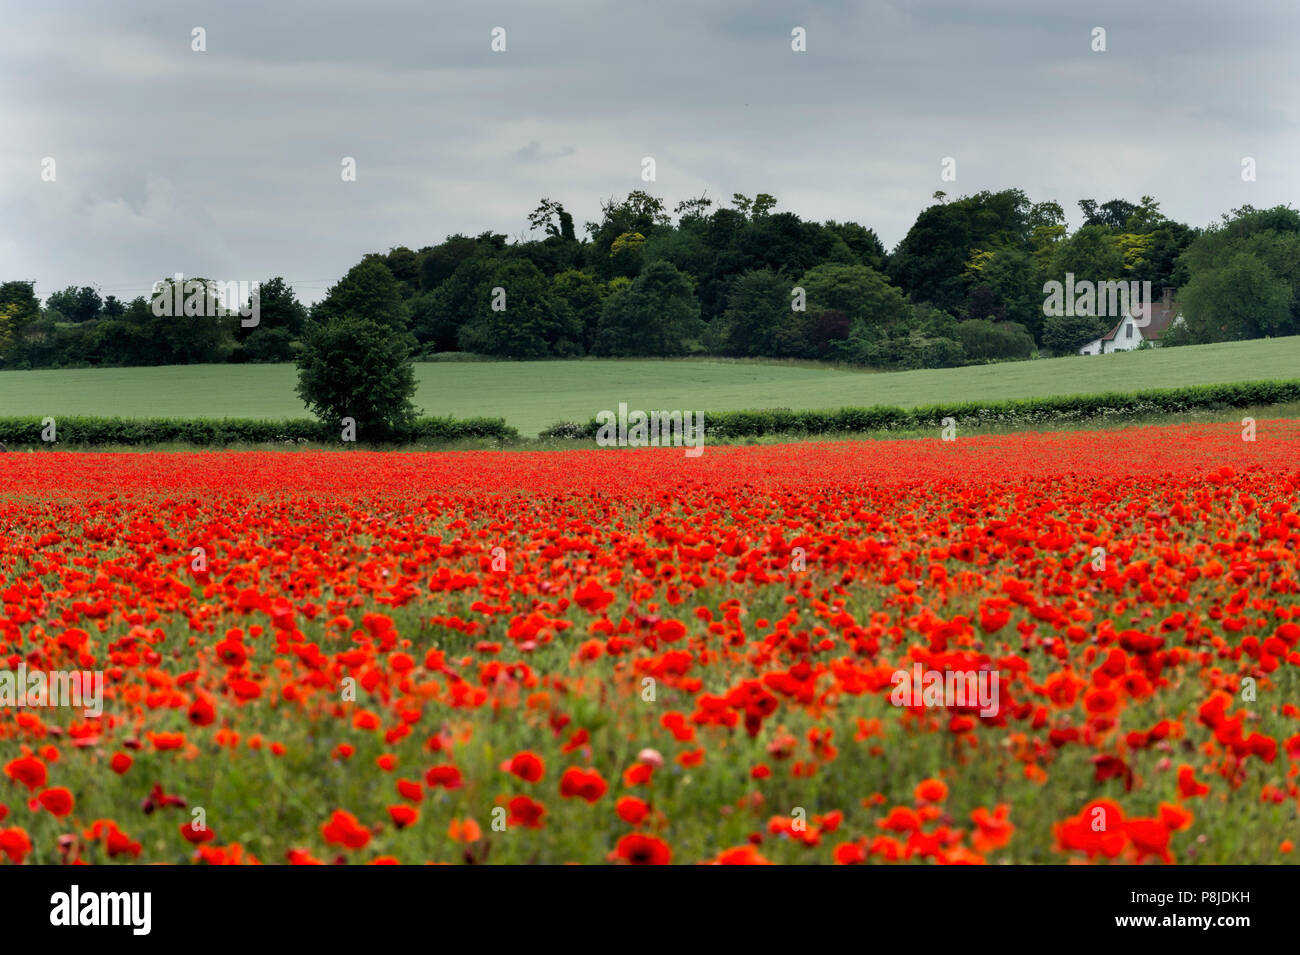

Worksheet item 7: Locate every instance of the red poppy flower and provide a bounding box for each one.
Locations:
[0,828,33,864]
[1177,764,1210,798]
[616,796,650,825]
[395,779,423,802]
[447,817,481,843]
[573,579,615,613]
[387,805,418,829]
[321,810,371,850]
[425,764,463,789]
[914,778,948,803]
[187,695,216,727]
[706,845,772,865]
[622,762,654,787]
[5,757,46,791]
[612,833,671,865]
[560,767,608,803]
[37,787,74,817]
[179,820,216,844]
[506,796,547,829]
[833,842,866,865]
[500,751,545,783]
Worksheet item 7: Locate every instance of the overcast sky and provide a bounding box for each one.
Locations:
[2,0,1296,305]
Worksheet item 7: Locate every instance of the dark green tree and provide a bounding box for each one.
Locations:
[889,190,1031,311]
[242,277,307,340]
[140,277,240,364]
[584,191,670,279]
[955,319,1035,361]
[313,260,405,331]
[457,259,582,357]
[551,269,604,353]
[373,247,420,297]
[798,263,911,334]
[418,235,481,292]
[45,285,102,323]
[418,257,501,350]
[718,268,792,356]
[823,221,887,271]
[0,282,40,357]
[1179,251,1293,342]
[978,247,1043,341]
[1048,225,1125,285]
[594,261,702,356]
[241,326,295,362]
[528,199,576,241]
[1042,312,1110,355]
[295,316,418,439]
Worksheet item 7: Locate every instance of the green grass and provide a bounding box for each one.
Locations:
[3,336,1300,436]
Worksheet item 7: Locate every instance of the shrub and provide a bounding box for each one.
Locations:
[955,320,1035,361]
[240,326,296,363]
[539,421,587,439]
[561,379,1300,440]
[295,316,418,440]
[0,415,517,447]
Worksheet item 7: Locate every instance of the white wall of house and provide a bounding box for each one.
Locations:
[1108,316,1144,352]
[1077,308,1184,356]
[1079,316,1150,355]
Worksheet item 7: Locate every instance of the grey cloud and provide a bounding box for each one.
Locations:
[1,0,1295,305]
[514,142,577,163]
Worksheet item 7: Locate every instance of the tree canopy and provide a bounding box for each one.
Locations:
[7,191,1295,371]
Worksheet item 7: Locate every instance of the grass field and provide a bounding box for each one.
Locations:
[2,335,1299,436]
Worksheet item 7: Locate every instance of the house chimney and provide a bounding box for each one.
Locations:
[1162,287,1174,306]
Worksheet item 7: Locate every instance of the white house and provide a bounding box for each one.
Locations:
[1079,288,1183,355]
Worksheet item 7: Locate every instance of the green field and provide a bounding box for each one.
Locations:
[2,336,1299,436]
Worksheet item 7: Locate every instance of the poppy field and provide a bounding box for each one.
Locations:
[2,422,1299,865]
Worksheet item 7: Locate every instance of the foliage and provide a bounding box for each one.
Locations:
[564,378,1300,439]
[10,194,1300,369]
[955,319,1035,362]
[313,260,406,331]
[0,414,516,446]
[594,261,702,356]
[457,260,583,358]
[295,316,418,438]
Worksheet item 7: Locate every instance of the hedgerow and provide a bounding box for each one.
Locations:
[0,415,518,447]
[542,379,1300,440]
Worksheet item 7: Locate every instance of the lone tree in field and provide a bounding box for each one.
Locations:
[295,316,418,441]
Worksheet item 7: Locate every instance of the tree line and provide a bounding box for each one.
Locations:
[2,190,1298,371]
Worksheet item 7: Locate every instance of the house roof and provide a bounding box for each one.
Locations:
[1134,299,1182,339]
[1098,298,1182,342]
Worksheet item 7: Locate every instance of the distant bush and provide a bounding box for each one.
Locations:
[238,326,296,363]
[539,421,587,439]
[0,415,518,447]
[955,320,1035,361]
[416,351,496,362]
